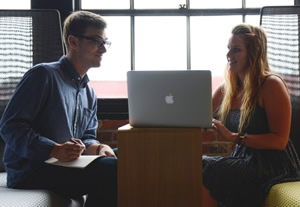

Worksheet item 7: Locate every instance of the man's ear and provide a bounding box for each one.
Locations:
[68,35,78,50]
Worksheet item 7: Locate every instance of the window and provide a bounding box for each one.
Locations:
[135,16,187,70]
[190,0,242,8]
[88,16,130,98]
[81,0,295,98]
[82,0,129,9]
[2,0,31,9]
[190,16,241,76]
[246,0,294,8]
[245,15,260,26]
[134,0,182,9]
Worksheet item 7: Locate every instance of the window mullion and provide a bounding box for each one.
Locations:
[186,0,190,9]
[187,16,191,70]
[131,16,135,71]
[242,0,245,22]
[186,0,191,69]
[130,0,134,9]
[130,0,135,71]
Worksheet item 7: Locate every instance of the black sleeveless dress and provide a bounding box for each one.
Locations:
[203,106,300,207]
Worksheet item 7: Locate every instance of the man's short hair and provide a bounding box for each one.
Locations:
[63,11,107,51]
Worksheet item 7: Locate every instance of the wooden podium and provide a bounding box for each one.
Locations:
[117,125,202,207]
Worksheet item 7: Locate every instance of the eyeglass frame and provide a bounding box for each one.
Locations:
[73,34,111,49]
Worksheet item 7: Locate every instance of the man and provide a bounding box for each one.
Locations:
[0,11,117,207]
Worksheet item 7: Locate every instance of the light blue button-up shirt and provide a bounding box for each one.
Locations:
[0,56,99,187]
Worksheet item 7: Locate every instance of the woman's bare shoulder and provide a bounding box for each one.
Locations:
[262,75,287,93]
[213,82,225,97]
[260,74,290,107]
[212,82,225,112]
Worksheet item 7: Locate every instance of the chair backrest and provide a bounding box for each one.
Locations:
[0,9,65,117]
[260,6,300,157]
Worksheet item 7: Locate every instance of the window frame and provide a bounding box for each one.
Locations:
[75,0,296,120]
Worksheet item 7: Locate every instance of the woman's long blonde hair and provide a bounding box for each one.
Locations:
[218,24,271,133]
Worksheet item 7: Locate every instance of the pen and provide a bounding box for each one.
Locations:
[70,138,86,150]
[70,138,80,145]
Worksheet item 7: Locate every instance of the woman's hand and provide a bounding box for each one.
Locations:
[212,119,238,143]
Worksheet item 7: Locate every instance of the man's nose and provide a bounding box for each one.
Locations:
[99,45,107,53]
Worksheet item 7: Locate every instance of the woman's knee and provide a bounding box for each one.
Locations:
[202,185,218,207]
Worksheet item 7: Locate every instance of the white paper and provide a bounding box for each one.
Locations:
[45,155,102,168]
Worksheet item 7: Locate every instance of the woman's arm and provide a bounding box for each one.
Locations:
[212,83,225,117]
[213,75,291,150]
[244,75,291,150]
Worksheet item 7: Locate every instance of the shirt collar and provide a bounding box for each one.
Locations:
[59,56,89,88]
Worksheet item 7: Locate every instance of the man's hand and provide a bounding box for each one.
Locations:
[50,139,85,161]
[84,143,116,158]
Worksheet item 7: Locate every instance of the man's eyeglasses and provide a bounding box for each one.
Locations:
[74,34,111,49]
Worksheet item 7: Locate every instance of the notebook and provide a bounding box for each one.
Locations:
[127,70,212,128]
[45,155,103,168]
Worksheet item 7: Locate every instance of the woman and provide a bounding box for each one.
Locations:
[202,24,300,207]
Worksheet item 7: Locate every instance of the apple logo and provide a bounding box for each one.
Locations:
[165,93,174,104]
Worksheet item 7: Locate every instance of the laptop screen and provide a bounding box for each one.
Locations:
[127,70,212,128]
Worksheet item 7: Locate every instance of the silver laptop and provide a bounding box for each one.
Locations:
[127,70,212,128]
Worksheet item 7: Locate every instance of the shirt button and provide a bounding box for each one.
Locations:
[77,77,80,81]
